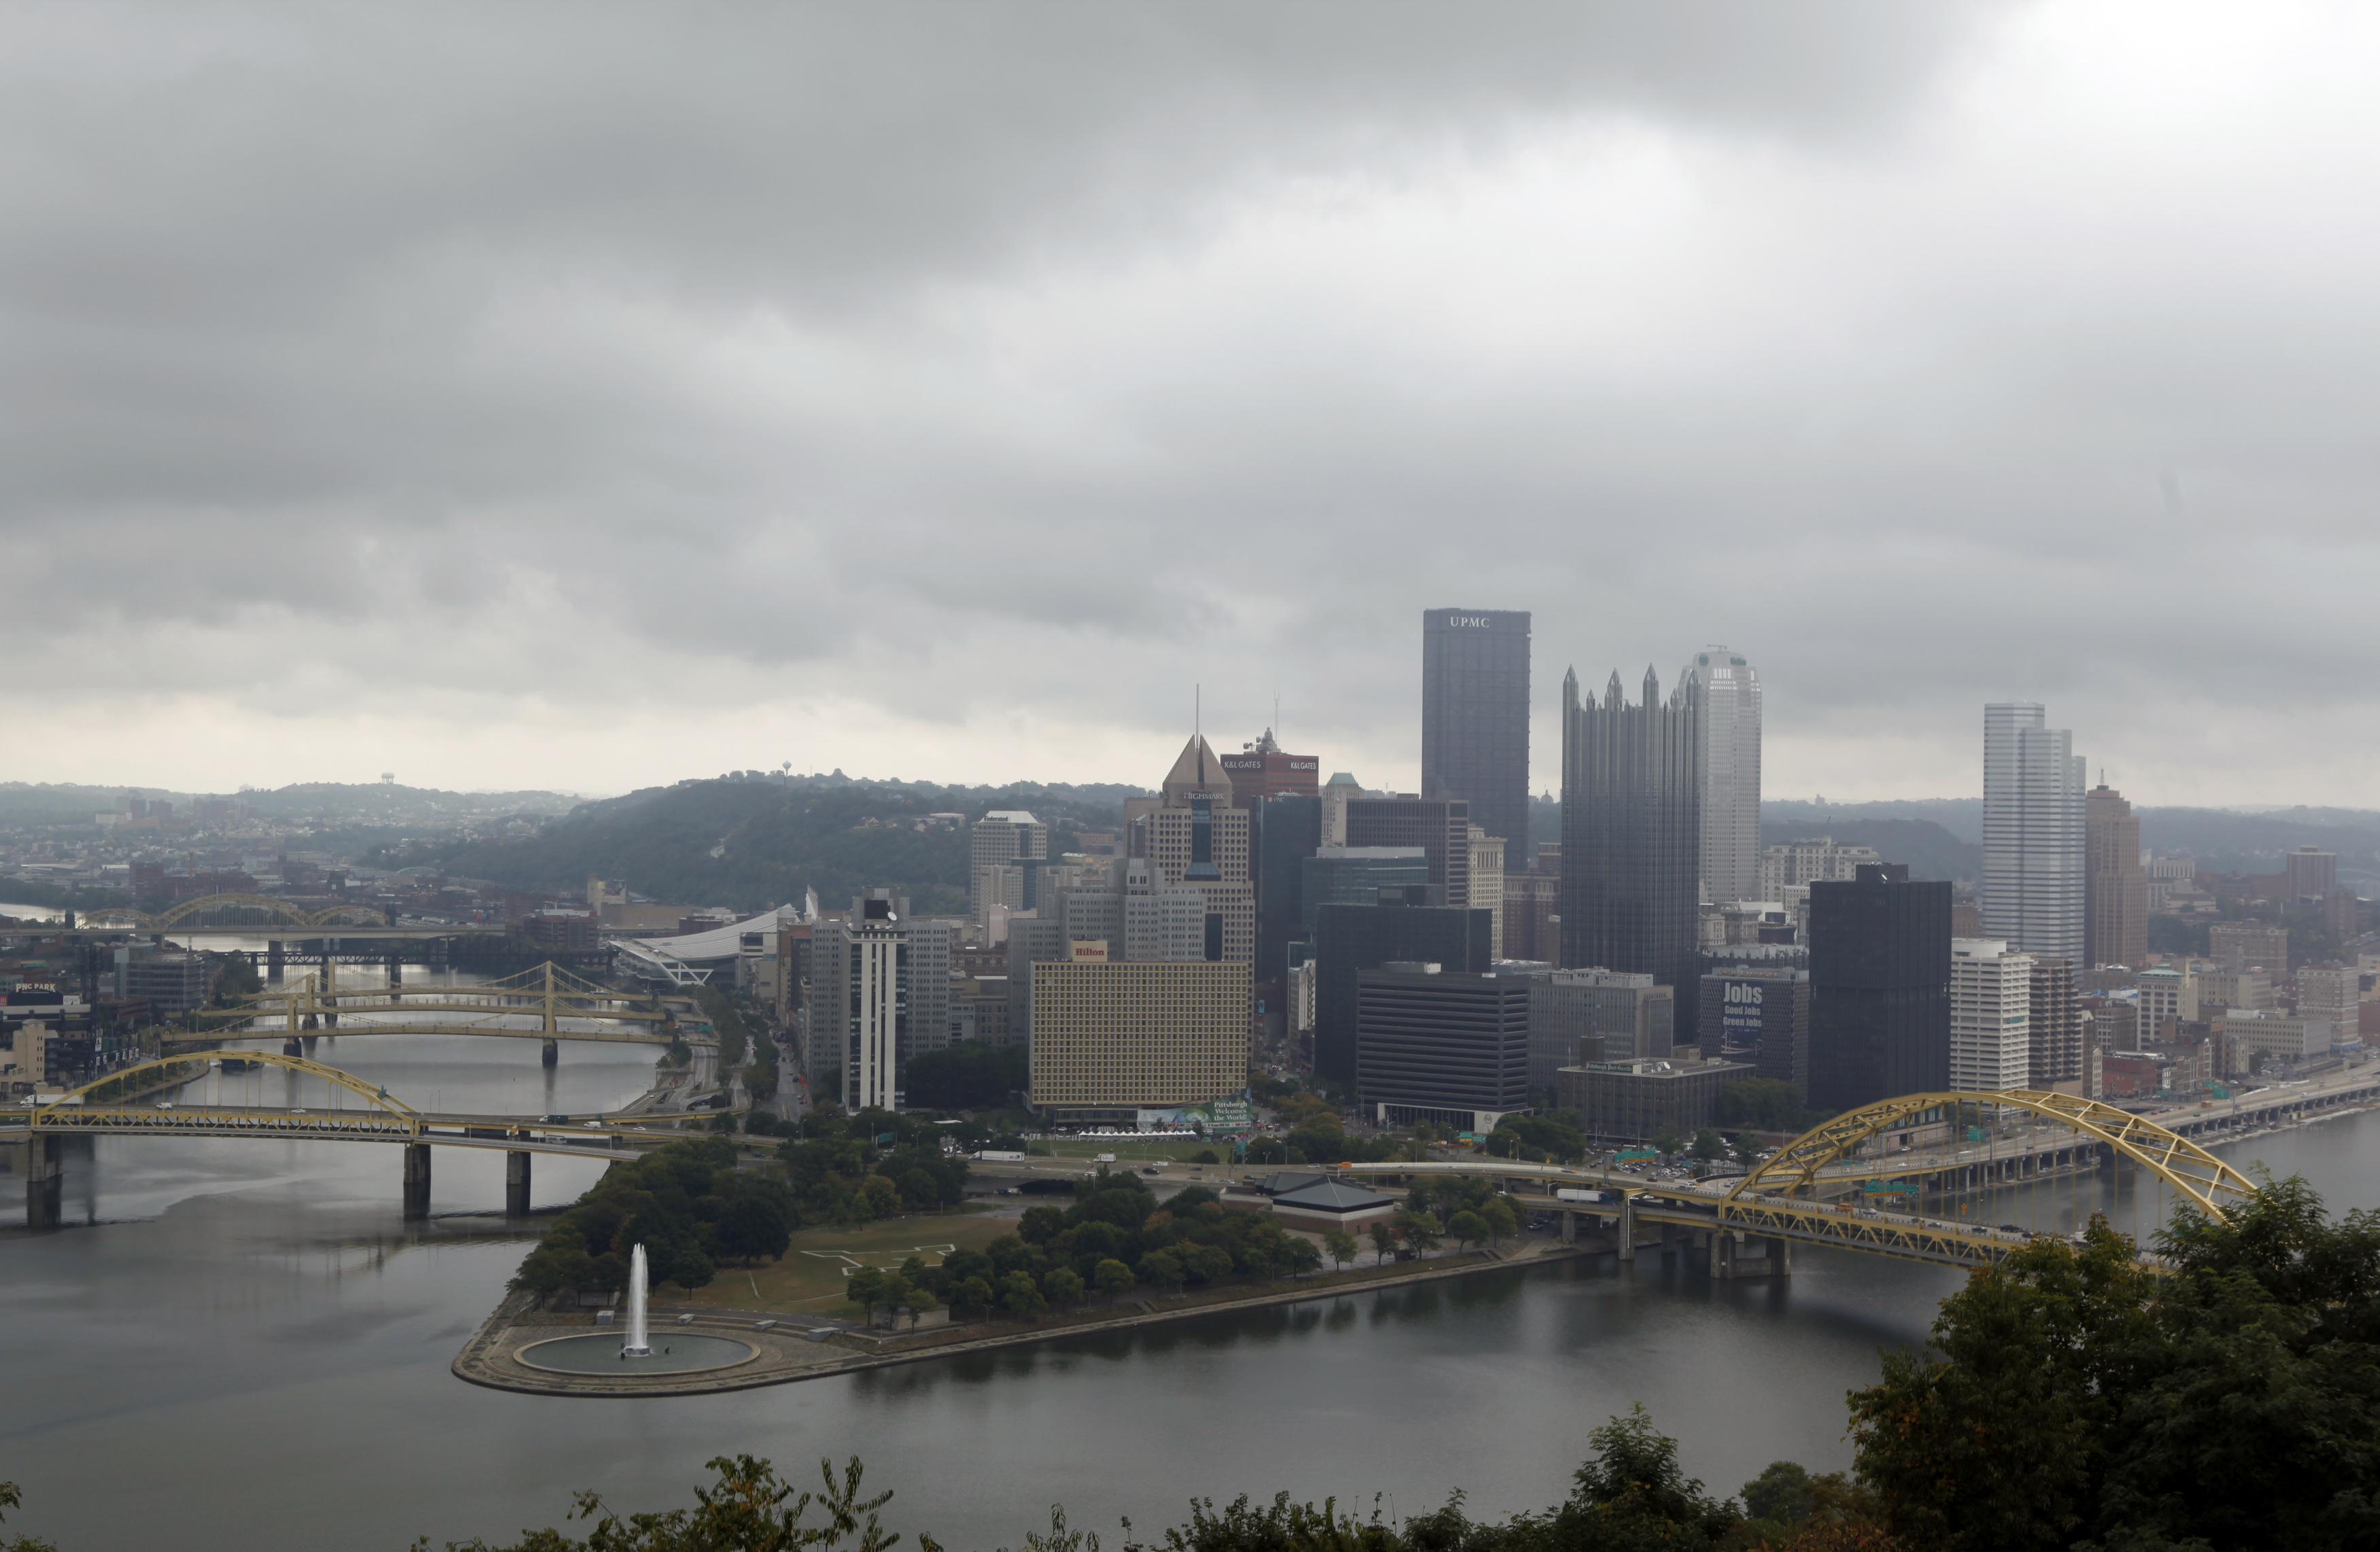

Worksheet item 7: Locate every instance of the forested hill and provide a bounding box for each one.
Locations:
[1758,816,1983,885]
[383,776,1144,914]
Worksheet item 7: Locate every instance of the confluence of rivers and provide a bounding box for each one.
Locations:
[4,953,2376,1550]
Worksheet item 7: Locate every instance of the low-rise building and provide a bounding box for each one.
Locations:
[1267,1179,1398,1233]
[1531,968,1672,1090]
[1554,1056,1754,1143]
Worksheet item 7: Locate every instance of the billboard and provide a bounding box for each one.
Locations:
[1718,978,1768,1041]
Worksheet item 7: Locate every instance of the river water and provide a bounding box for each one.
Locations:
[4,1015,2377,1551]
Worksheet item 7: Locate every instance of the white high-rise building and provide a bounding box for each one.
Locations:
[1950,938,2034,1091]
[1982,703,2086,962]
[1690,646,1762,905]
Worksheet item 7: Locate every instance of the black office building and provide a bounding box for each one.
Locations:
[1254,793,1322,986]
[1807,863,1952,1111]
[1312,898,1495,1084]
[1344,796,1471,906]
[1422,608,1530,871]
[1357,964,1533,1131]
[1560,664,1703,1037]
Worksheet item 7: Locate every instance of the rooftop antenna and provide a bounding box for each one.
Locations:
[1195,683,1201,738]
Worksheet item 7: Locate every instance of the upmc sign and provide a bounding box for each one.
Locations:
[1444,615,1492,628]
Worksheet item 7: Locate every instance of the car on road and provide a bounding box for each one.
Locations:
[1142,1165,1161,1175]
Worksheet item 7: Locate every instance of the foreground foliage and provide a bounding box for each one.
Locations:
[1850,1175,2380,1552]
[413,1411,1880,1552]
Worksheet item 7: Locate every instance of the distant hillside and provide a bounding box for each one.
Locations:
[1763,798,1983,845]
[0,779,581,825]
[1759,817,1982,885]
[2138,807,2380,887]
[390,774,1146,914]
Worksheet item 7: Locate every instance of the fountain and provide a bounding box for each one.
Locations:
[512,1239,755,1383]
[622,1244,652,1357]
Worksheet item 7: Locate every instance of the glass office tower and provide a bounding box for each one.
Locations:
[1560,663,1703,1037]
[1421,608,1530,872]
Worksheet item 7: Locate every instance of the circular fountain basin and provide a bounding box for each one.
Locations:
[517,1332,755,1376]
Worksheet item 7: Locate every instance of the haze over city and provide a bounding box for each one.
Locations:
[7,7,2380,1552]
[5,1,2376,803]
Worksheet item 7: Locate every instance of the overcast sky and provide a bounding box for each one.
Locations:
[4,1,2375,805]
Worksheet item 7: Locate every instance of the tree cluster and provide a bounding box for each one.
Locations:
[1486,1113,1586,1163]
[902,1041,1031,1111]
[1848,1175,2380,1552]
[874,1169,1326,1324]
[777,1109,971,1227]
[510,1138,796,1299]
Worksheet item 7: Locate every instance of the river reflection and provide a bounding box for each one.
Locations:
[3,1073,2375,1552]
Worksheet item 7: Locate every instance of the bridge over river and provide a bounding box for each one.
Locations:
[5,1050,751,1228]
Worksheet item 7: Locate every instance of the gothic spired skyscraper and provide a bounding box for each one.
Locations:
[1421,608,1529,872]
[1561,664,1703,1034]
[1982,703,2086,963]
[1688,645,1761,905]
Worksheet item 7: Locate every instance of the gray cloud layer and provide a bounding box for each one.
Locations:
[3,1,2372,803]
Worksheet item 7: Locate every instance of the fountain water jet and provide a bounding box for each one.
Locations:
[622,1243,652,1356]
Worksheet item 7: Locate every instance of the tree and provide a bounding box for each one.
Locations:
[1,1481,58,1552]
[1691,1127,1726,1165]
[1843,1182,2380,1552]
[1392,1211,1442,1258]
[1562,1403,1741,1551]
[949,1275,996,1320]
[1182,1244,1234,1285]
[1188,1149,1220,1165]
[1323,1228,1358,1271]
[1282,1237,1322,1279]
[1651,1126,1685,1158]
[1445,1210,1489,1252]
[1000,1271,1047,1320]
[857,1175,900,1221]
[716,1195,791,1264]
[843,1267,885,1323]
[669,1247,717,1292]
[1481,1198,1519,1247]
[414,1453,906,1552]
[1718,1077,1807,1133]
[1138,1249,1186,1292]
[1093,1258,1136,1306]
[1042,1266,1085,1310]
[1368,1222,1396,1266]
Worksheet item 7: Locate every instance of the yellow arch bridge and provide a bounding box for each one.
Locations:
[182,961,687,1063]
[1339,1090,2260,1274]
[9,1050,751,1228]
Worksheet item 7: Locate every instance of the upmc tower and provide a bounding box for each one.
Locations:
[1421,608,1530,871]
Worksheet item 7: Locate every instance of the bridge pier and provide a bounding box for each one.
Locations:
[1617,1193,1637,1262]
[267,939,285,981]
[506,1150,532,1215]
[20,1135,65,1230]
[402,1143,432,1220]
[388,955,403,986]
[282,1037,304,1058]
[542,1038,559,1069]
[302,1035,318,1054]
[1560,1209,1576,1244]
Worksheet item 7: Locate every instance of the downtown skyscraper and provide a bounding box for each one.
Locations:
[1688,645,1762,904]
[1982,702,2087,963]
[1561,664,1703,1033]
[1421,608,1529,871]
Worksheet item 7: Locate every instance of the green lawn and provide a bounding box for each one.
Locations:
[649,1207,1016,1313]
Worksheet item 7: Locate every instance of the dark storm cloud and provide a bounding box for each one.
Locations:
[3,0,2373,802]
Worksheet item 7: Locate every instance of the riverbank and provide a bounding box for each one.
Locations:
[453,1237,1590,1397]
